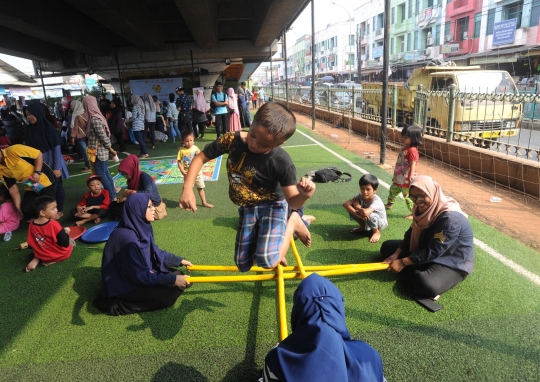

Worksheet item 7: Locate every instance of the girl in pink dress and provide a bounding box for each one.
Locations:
[227,88,242,132]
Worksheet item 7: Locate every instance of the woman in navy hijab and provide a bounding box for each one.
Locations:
[94,193,193,315]
[263,274,385,382]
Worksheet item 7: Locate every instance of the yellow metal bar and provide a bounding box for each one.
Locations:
[186,263,389,283]
[187,263,382,272]
[290,238,306,279]
[277,264,288,341]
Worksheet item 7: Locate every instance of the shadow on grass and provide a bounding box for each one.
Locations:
[220,280,264,382]
[305,247,380,266]
[127,297,226,341]
[309,223,375,243]
[71,266,102,325]
[152,362,208,382]
[347,308,540,362]
[212,216,238,230]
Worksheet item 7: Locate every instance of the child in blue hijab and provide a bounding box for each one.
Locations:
[263,274,385,381]
[94,193,192,315]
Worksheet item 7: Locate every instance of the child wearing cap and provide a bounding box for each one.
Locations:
[71,175,110,226]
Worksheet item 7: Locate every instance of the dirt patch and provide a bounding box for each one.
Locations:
[294,112,540,253]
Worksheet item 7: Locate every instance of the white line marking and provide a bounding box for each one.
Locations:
[295,129,392,189]
[474,239,540,285]
[296,128,540,286]
[282,144,319,149]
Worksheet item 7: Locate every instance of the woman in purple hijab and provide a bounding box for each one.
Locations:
[94,193,193,315]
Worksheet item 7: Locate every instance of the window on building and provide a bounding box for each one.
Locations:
[407,32,411,51]
[414,30,419,50]
[457,16,469,41]
[426,0,433,7]
[391,37,395,54]
[447,0,452,4]
[503,1,523,29]
[348,54,355,66]
[435,24,441,45]
[415,0,421,14]
[444,21,451,39]
[408,0,412,18]
[532,2,540,27]
[473,13,481,38]
[373,16,376,31]
[349,35,355,46]
[486,8,495,35]
[391,7,395,24]
[400,3,406,23]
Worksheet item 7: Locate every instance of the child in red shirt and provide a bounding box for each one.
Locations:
[71,175,110,225]
[385,124,422,219]
[26,196,73,272]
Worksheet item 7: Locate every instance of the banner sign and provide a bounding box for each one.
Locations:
[129,78,183,102]
[493,19,517,46]
[441,44,460,54]
[373,46,383,59]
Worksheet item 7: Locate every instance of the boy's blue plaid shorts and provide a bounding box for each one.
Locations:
[235,200,288,272]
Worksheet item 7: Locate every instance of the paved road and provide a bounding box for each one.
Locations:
[488,128,540,161]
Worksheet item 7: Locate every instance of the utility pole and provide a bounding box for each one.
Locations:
[380,0,391,164]
[357,23,362,84]
[311,0,316,130]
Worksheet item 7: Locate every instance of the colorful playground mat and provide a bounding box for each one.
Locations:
[112,156,222,188]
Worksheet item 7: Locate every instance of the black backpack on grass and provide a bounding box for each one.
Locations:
[307,167,352,183]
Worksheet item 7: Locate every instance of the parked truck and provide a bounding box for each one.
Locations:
[361,65,522,142]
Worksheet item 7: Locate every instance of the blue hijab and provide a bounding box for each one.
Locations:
[100,193,174,298]
[25,103,62,152]
[264,274,384,381]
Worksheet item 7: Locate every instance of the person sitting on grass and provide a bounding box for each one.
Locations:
[71,175,110,226]
[381,175,474,300]
[263,274,385,382]
[26,196,73,272]
[179,102,316,271]
[109,154,162,220]
[0,184,19,241]
[177,130,213,208]
[93,193,193,316]
[342,174,388,243]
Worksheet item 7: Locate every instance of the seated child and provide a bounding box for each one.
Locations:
[342,174,388,243]
[26,196,73,272]
[0,184,20,241]
[179,102,316,271]
[71,175,110,226]
[177,130,213,208]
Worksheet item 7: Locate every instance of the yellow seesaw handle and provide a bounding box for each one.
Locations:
[185,263,389,283]
[187,263,384,272]
[290,238,307,279]
[277,264,288,340]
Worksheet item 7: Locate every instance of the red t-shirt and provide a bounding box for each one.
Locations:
[27,220,72,262]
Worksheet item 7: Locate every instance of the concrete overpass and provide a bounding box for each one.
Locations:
[0,0,309,87]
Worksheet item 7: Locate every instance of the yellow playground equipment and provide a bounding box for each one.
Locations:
[186,239,389,341]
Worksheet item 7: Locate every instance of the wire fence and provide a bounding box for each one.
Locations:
[261,84,540,162]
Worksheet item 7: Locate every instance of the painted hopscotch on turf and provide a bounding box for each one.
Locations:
[113,156,222,188]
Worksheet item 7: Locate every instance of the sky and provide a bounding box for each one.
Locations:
[286,0,358,43]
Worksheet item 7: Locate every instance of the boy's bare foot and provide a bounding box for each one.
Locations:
[385,203,393,210]
[75,220,85,226]
[369,231,381,243]
[279,257,288,267]
[350,226,366,234]
[25,257,40,272]
[201,203,214,208]
[139,154,149,159]
[115,186,122,193]
[292,214,311,247]
[94,218,101,224]
[404,214,413,220]
[54,212,64,220]
[303,215,316,225]
[42,261,58,267]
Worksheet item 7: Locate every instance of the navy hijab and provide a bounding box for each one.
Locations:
[264,274,384,381]
[25,103,62,152]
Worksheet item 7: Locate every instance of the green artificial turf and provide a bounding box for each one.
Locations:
[1,125,539,381]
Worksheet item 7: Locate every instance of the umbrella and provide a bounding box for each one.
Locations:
[319,76,335,82]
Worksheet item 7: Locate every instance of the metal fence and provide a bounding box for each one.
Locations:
[260,84,540,162]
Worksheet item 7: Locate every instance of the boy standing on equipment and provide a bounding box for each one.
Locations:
[177,130,213,208]
[71,175,110,225]
[342,174,388,243]
[26,196,73,272]
[179,102,316,271]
